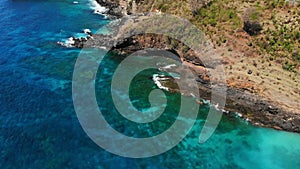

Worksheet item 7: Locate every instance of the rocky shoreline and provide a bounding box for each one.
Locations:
[94,0,129,18]
[66,0,300,133]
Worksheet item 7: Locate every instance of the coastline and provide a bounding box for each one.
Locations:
[68,0,300,133]
[2,1,300,168]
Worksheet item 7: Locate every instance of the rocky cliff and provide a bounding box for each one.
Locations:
[69,0,300,133]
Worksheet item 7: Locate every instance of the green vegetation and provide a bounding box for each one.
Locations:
[134,0,300,71]
[242,8,262,36]
[283,60,295,71]
[254,1,300,70]
[193,0,242,30]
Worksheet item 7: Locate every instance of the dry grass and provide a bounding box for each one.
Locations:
[130,0,300,114]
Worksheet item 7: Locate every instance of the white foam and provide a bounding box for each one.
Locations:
[65,37,75,47]
[89,0,108,14]
[153,74,169,91]
[83,29,91,34]
[190,93,196,98]
[234,112,243,118]
[162,64,177,69]
[57,37,75,48]
[73,1,79,4]
[222,109,229,114]
[213,103,220,111]
[58,28,94,48]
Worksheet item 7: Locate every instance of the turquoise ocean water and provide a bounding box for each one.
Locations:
[0,0,299,168]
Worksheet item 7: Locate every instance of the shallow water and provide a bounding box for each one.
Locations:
[0,0,299,168]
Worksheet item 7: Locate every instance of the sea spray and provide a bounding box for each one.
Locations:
[88,0,108,14]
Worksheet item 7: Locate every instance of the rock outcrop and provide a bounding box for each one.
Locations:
[67,1,300,133]
[95,0,124,18]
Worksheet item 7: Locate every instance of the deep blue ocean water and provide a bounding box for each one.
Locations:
[0,0,300,168]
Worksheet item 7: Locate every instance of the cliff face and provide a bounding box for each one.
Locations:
[81,30,300,133]
[95,0,138,17]
[79,0,300,133]
[95,0,124,18]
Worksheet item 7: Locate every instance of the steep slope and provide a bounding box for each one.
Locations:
[85,0,300,132]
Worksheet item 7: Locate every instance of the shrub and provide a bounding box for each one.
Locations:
[209,18,217,26]
[243,21,263,36]
[243,8,263,36]
[292,51,300,61]
[283,61,295,71]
